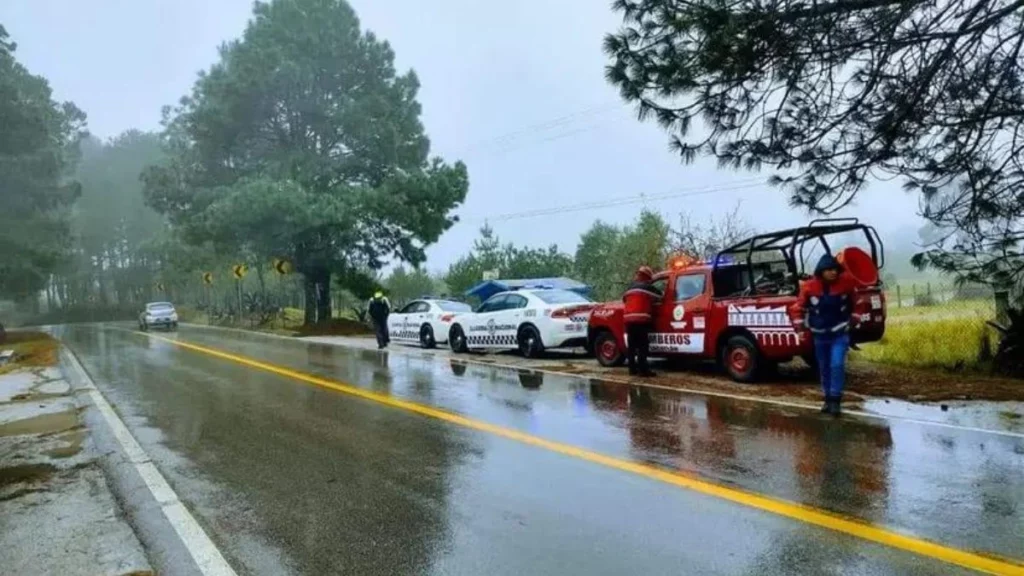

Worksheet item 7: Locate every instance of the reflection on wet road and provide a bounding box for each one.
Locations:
[58,324,1023,575]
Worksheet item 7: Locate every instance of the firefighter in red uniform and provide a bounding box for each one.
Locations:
[622,266,662,377]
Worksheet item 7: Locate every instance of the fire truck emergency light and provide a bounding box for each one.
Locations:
[668,253,699,269]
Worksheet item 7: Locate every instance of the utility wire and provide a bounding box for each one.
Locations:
[464,178,766,224]
[453,101,628,155]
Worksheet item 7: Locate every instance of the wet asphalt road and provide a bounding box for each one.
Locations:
[57,324,1023,575]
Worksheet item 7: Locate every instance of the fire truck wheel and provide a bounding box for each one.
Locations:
[593,330,624,367]
[518,325,544,358]
[722,335,762,383]
[449,325,469,353]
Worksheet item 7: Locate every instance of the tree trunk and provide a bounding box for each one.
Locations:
[45,277,55,312]
[256,263,267,307]
[316,269,331,324]
[994,290,1010,324]
[303,273,317,325]
[97,252,109,306]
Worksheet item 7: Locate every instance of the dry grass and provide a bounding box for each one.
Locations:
[0,331,59,374]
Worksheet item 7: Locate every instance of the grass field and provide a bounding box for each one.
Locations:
[886,298,994,323]
[854,298,998,370]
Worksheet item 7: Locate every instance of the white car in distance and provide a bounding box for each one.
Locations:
[139,302,178,331]
[447,288,595,358]
[387,298,473,348]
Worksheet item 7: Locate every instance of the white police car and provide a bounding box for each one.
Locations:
[447,288,595,358]
[387,298,473,348]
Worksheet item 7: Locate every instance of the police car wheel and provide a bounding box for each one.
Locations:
[420,325,436,349]
[722,335,761,383]
[449,326,468,353]
[518,326,543,358]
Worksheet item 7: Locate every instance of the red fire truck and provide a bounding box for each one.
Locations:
[587,219,887,382]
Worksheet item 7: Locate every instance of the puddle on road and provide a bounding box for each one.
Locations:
[0,409,80,438]
[0,462,57,487]
[44,428,85,459]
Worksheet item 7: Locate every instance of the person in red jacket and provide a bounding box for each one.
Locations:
[796,254,859,415]
[622,266,662,377]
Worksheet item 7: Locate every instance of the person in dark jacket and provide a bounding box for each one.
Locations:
[797,254,858,415]
[622,266,662,377]
[368,291,391,349]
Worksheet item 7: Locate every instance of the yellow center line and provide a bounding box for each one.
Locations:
[133,330,1023,575]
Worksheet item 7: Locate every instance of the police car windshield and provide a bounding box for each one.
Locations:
[532,290,591,304]
[437,301,472,312]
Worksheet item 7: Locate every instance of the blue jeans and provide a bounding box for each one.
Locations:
[814,332,850,398]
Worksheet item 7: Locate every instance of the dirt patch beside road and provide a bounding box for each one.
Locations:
[0,331,59,375]
[547,359,1024,404]
[0,360,152,575]
[291,318,373,337]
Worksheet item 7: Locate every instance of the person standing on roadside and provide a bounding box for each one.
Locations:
[368,291,391,349]
[797,254,858,415]
[622,266,662,377]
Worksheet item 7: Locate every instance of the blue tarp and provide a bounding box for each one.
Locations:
[464,277,592,302]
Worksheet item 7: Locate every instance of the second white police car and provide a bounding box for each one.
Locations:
[387,298,473,348]
[447,288,595,358]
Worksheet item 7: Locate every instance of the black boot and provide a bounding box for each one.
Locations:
[830,395,843,417]
[820,396,832,413]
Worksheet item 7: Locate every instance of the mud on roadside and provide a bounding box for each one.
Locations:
[0,337,153,576]
[315,334,1024,406]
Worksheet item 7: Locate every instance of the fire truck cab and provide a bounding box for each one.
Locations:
[587,219,888,382]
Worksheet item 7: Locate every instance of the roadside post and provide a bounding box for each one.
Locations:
[232,264,248,322]
[272,258,292,328]
[202,272,214,317]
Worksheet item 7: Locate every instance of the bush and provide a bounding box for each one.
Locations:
[19,305,139,326]
[954,283,992,301]
[989,308,1024,378]
[913,291,938,307]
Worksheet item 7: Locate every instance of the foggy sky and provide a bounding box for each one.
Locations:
[1,0,927,272]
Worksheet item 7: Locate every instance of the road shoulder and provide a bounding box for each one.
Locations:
[60,346,237,576]
[0,358,152,576]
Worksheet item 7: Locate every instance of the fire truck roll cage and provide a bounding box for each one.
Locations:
[711,218,885,296]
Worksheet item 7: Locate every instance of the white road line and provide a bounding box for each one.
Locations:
[63,348,238,576]
[175,323,1024,440]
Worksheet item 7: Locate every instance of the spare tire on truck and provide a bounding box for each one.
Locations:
[837,246,879,286]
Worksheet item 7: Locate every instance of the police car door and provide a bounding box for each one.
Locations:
[499,293,530,348]
[468,294,509,348]
[410,301,430,335]
[654,271,709,355]
[389,301,420,341]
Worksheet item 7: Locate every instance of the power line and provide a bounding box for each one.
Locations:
[453,101,628,156]
[465,178,766,224]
